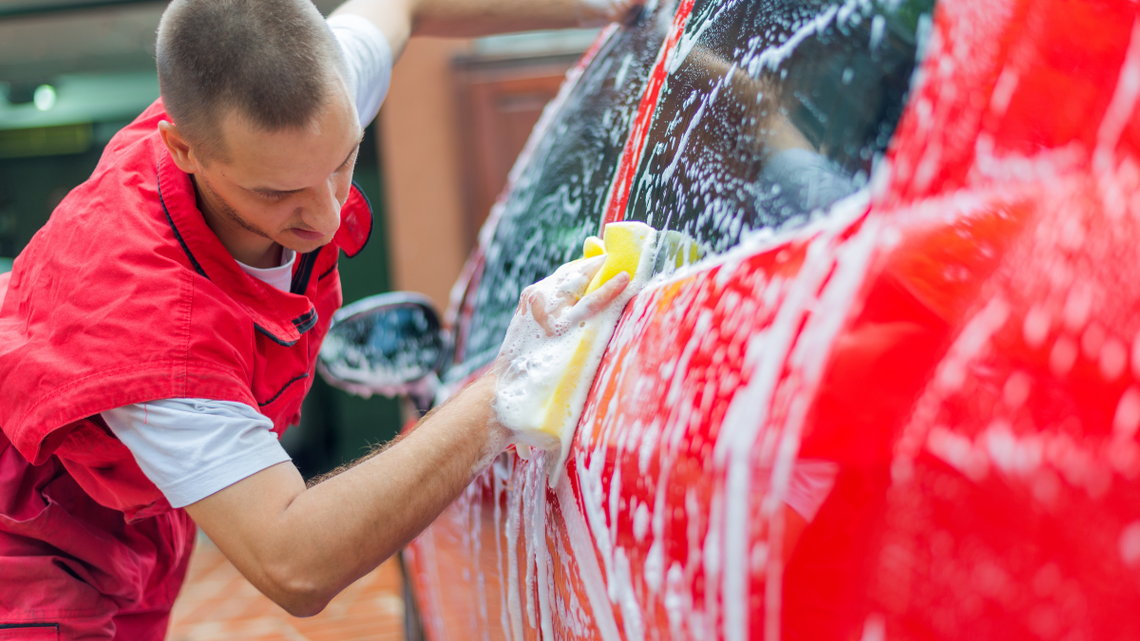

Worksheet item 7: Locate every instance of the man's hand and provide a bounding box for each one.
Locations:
[490,254,631,467]
[513,255,630,338]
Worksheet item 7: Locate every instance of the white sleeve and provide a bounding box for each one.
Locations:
[102,399,292,508]
[328,13,393,127]
[783,459,840,523]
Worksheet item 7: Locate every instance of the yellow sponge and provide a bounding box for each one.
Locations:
[584,221,656,295]
[531,221,657,440]
[583,236,606,259]
[658,229,705,270]
[499,220,661,483]
[537,327,599,438]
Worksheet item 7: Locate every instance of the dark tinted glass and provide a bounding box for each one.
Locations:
[625,0,935,252]
[459,5,672,369]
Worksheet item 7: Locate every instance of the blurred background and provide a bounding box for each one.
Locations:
[0,0,597,479]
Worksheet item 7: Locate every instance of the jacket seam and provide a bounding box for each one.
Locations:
[182,270,195,397]
[254,323,299,347]
[258,372,310,407]
[290,246,321,295]
[158,168,208,279]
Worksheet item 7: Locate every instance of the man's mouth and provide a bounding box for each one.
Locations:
[290,228,326,242]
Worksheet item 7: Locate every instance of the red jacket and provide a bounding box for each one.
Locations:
[0,99,371,520]
[0,99,371,636]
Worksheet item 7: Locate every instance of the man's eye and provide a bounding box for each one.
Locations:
[262,191,289,201]
[338,146,361,172]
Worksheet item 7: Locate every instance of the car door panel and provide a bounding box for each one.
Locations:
[405,0,1140,639]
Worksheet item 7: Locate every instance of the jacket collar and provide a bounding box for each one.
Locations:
[157,152,320,346]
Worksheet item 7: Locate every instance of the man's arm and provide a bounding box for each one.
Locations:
[333,0,635,59]
[186,262,629,617]
[185,373,499,617]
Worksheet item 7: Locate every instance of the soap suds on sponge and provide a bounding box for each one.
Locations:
[493,221,659,485]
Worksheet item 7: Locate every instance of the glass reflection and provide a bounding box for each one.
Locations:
[461,2,674,370]
[626,0,935,252]
[321,304,443,388]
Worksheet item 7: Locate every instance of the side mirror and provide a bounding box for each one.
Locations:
[318,292,449,406]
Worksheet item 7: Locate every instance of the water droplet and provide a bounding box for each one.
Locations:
[1062,285,1093,333]
[860,613,886,641]
[1049,335,1078,376]
[1113,386,1140,440]
[1023,305,1051,348]
[1002,371,1032,409]
[1120,521,1140,566]
[1100,337,1128,381]
[1081,323,1106,360]
[1032,562,1062,597]
[1132,331,1140,379]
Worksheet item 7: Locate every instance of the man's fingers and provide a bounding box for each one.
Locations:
[550,254,606,309]
[512,255,626,336]
[566,254,606,286]
[529,294,556,337]
[576,271,631,317]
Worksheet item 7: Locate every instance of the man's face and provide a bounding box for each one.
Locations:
[192,83,363,264]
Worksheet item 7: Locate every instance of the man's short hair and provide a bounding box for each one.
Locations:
[156,0,347,161]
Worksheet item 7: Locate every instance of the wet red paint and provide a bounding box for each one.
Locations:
[408,1,1140,639]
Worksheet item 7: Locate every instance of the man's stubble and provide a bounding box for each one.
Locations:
[195,174,273,241]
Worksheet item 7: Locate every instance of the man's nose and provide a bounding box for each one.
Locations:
[306,175,348,235]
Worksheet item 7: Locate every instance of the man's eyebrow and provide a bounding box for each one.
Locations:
[248,134,364,194]
[339,134,365,168]
[250,185,303,196]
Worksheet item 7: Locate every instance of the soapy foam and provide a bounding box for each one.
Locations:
[556,475,622,640]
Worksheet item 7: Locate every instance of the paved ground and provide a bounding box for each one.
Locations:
[167,533,405,641]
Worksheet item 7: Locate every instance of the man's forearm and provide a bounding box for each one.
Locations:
[411,0,618,37]
[283,376,498,596]
[188,373,502,616]
[334,0,629,60]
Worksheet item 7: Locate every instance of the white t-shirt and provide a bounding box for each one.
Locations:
[328,13,393,127]
[238,247,297,291]
[102,16,392,509]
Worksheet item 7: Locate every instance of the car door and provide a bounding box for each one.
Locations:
[404,0,938,638]
[406,0,1140,639]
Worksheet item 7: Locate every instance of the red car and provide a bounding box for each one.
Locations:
[320,0,1140,638]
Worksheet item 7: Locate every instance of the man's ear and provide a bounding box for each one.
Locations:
[158,120,201,174]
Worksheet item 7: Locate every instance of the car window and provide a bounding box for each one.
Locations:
[624,0,936,253]
[457,5,672,371]
[456,0,935,374]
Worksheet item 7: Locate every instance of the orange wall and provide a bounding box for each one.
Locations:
[379,37,473,312]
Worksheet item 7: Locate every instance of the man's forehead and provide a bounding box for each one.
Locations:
[212,102,361,187]
[216,73,357,146]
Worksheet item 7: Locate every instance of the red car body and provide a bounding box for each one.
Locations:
[402,0,1140,638]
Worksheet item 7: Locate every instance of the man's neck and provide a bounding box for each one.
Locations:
[238,243,285,269]
[191,175,283,268]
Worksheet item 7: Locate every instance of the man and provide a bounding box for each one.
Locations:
[0,0,632,638]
